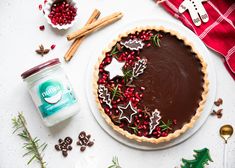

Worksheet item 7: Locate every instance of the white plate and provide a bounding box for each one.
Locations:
[85,20,216,150]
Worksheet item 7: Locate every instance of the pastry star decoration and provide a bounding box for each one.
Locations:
[118,101,138,123]
[179,0,209,26]
[104,58,125,80]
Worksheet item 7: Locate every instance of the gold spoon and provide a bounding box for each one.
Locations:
[220,125,233,143]
[220,125,233,168]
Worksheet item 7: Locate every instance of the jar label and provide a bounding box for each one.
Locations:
[38,79,77,118]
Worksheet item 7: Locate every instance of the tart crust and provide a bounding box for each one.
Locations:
[93,26,209,144]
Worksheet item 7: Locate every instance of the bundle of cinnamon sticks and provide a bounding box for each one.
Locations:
[64,9,123,62]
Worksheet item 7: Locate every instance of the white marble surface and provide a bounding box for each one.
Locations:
[0,0,234,168]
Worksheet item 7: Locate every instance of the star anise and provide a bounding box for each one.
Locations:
[35,44,50,56]
[111,114,121,124]
[143,106,151,116]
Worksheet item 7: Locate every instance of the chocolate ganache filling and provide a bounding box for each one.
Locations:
[97,30,205,138]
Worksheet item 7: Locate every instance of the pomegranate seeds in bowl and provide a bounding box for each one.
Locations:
[43,0,78,30]
[49,1,77,26]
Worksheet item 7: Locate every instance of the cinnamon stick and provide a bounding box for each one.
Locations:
[64,9,101,62]
[67,12,123,41]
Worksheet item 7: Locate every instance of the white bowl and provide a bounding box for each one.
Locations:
[43,0,79,30]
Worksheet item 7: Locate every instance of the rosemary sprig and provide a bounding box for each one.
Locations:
[123,69,133,84]
[108,156,122,168]
[12,113,47,168]
[128,125,139,135]
[159,120,173,131]
[151,34,161,47]
[110,85,123,100]
[110,45,119,57]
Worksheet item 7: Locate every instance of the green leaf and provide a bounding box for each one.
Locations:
[151,34,161,47]
[159,120,172,131]
[123,69,133,84]
[108,156,121,168]
[128,125,139,135]
[23,150,33,157]
[110,45,119,56]
[108,166,115,168]
[181,148,213,168]
[27,155,36,165]
[111,85,123,100]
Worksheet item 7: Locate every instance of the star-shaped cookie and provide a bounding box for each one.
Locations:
[104,58,125,80]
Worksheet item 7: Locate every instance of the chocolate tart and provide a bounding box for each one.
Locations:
[93,26,209,144]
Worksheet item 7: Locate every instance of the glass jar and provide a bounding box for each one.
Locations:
[21,58,79,127]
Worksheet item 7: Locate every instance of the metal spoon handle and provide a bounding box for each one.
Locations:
[223,143,227,168]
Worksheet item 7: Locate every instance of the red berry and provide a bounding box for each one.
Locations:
[39,25,45,31]
[50,44,56,49]
[137,131,142,136]
[39,4,42,10]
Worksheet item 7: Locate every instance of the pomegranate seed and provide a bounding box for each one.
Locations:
[119,124,124,128]
[143,125,147,130]
[153,132,158,135]
[51,44,56,50]
[143,121,148,125]
[143,132,148,137]
[39,4,42,10]
[39,25,45,31]
[161,132,168,137]
[137,131,142,136]
[104,107,109,111]
[137,109,142,113]
[115,110,119,115]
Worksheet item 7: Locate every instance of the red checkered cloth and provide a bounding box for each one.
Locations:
[158,0,235,79]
